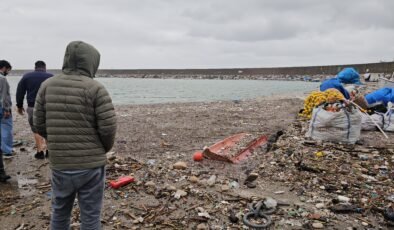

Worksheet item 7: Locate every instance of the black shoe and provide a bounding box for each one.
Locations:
[34,151,45,160]
[45,150,49,158]
[0,173,11,182]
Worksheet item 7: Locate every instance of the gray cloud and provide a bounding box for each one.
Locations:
[1,0,394,69]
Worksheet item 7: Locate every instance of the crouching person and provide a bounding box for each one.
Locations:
[33,41,117,229]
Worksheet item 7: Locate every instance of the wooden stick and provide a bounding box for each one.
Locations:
[349,101,389,139]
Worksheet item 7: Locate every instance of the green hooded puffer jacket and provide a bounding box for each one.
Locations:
[34,41,117,170]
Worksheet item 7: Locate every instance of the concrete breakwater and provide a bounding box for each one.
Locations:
[97,73,328,81]
[10,61,394,81]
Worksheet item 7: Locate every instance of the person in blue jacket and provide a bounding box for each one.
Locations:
[320,67,363,99]
[16,61,53,159]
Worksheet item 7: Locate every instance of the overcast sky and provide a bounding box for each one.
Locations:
[2,0,394,69]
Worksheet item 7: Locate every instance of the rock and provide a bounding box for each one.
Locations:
[197,207,211,219]
[229,181,239,189]
[196,223,208,230]
[174,190,187,199]
[207,175,216,186]
[244,172,258,184]
[145,181,156,187]
[315,203,325,209]
[337,195,351,203]
[198,179,208,186]
[173,161,187,170]
[361,222,368,226]
[221,185,230,191]
[165,185,177,191]
[308,213,321,220]
[245,181,256,188]
[312,222,324,229]
[264,197,277,208]
[189,176,199,183]
[359,155,369,161]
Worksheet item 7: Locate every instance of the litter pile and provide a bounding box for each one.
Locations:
[98,117,393,229]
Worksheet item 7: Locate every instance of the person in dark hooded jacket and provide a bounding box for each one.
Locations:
[16,60,53,159]
[34,41,117,229]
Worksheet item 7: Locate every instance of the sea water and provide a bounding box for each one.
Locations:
[7,77,319,105]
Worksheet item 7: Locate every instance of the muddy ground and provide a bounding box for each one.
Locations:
[0,94,393,229]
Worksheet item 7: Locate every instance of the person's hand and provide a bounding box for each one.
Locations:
[17,107,25,115]
[3,111,11,119]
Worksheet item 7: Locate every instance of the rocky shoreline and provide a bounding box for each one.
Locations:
[96,73,328,82]
[0,91,393,229]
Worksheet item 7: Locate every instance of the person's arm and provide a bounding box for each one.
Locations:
[94,85,117,152]
[16,76,27,108]
[0,78,11,117]
[33,83,47,138]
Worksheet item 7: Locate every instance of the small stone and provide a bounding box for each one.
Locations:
[359,155,369,161]
[361,198,368,203]
[196,223,208,230]
[315,203,325,209]
[264,197,277,208]
[166,185,177,191]
[229,181,239,189]
[312,222,324,229]
[361,222,368,226]
[189,176,199,183]
[308,213,321,220]
[207,175,217,186]
[198,179,207,186]
[319,186,325,190]
[221,185,230,191]
[174,190,187,199]
[245,181,256,188]
[244,172,258,184]
[145,181,156,187]
[173,161,187,170]
[337,195,351,203]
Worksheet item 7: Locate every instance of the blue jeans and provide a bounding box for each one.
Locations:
[1,113,13,154]
[51,167,105,230]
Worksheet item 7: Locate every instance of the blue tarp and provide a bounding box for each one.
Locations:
[337,67,362,85]
[320,78,350,99]
[365,87,394,107]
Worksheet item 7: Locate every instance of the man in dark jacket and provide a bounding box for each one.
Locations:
[16,60,53,159]
[34,41,117,229]
[0,60,12,182]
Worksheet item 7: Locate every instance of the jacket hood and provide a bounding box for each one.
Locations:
[62,41,100,78]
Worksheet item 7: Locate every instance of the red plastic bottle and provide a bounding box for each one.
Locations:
[109,176,135,189]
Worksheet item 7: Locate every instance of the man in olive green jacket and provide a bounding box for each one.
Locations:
[34,41,117,229]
